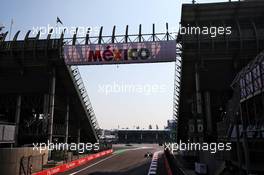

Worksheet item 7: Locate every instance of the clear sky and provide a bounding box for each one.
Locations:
[1,0,231,129]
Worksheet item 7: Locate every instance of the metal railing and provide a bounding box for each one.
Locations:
[62,23,176,45]
[67,66,100,138]
[20,154,45,175]
[173,42,182,141]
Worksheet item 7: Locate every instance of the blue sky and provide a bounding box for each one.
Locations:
[1,0,230,129]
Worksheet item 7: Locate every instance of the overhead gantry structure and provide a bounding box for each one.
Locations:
[0,23,181,146]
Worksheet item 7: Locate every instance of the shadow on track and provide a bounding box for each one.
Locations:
[87,160,151,175]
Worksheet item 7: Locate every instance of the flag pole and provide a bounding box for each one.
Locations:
[8,18,13,41]
[55,17,64,39]
[55,22,58,39]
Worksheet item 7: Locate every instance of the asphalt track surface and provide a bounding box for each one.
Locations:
[59,144,167,175]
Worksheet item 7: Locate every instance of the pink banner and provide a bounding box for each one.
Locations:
[64,41,176,65]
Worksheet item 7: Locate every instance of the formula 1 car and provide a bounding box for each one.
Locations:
[144,152,153,158]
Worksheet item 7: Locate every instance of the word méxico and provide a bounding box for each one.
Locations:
[164,141,232,154]
[64,45,151,63]
[33,141,100,153]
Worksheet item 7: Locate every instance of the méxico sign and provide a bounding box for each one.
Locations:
[63,40,176,65]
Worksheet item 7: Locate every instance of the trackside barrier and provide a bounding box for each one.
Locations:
[164,154,173,175]
[164,149,187,175]
[32,149,113,175]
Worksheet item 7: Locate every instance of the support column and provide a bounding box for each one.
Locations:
[77,122,81,158]
[204,91,212,133]
[43,94,49,134]
[14,95,21,146]
[48,68,56,143]
[77,128,81,144]
[235,112,242,175]
[195,63,202,114]
[195,63,202,142]
[65,97,69,143]
[240,107,250,174]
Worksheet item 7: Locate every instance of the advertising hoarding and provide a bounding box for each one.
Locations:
[63,40,176,65]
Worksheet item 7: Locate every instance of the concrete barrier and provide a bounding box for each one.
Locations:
[0,147,48,175]
[164,154,173,175]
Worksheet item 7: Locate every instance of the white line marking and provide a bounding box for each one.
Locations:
[147,151,162,175]
[69,153,117,175]
[69,146,149,175]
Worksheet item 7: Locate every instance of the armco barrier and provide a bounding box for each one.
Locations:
[32,149,113,175]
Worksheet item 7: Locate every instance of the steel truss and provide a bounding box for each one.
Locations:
[62,23,177,45]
